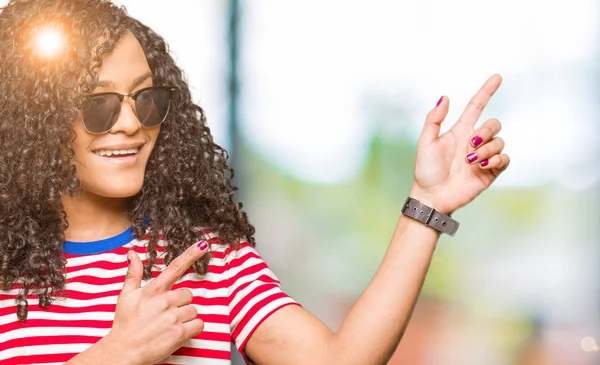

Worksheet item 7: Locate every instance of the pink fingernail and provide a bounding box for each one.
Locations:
[198,241,208,250]
[127,259,130,265]
[466,152,478,163]
[480,159,489,167]
[436,96,444,107]
[471,135,483,148]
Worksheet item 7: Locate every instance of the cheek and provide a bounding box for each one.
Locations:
[145,126,161,153]
[71,122,94,161]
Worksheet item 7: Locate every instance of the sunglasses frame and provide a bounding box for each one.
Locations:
[83,86,176,134]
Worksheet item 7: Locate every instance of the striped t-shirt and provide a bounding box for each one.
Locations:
[0,227,298,365]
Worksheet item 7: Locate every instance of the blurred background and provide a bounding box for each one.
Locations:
[105,0,600,364]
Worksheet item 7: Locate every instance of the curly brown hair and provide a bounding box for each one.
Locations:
[0,0,255,323]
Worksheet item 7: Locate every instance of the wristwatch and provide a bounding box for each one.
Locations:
[401,197,459,236]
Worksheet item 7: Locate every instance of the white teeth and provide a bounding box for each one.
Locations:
[94,148,139,157]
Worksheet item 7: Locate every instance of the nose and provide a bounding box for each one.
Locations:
[109,97,141,136]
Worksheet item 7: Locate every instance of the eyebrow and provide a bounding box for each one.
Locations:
[96,71,153,90]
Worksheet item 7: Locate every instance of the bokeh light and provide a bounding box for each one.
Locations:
[33,26,66,58]
[581,336,598,352]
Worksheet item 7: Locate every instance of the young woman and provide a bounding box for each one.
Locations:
[0,0,510,364]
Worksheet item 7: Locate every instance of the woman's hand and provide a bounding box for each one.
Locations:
[106,241,209,365]
[410,74,510,215]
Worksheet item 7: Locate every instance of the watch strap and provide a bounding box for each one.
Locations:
[401,197,459,236]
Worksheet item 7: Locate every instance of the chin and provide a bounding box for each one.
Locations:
[101,186,143,198]
[82,179,144,199]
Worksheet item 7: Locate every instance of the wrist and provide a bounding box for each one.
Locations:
[409,184,453,216]
[403,190,460,237]
[99,332,140,365]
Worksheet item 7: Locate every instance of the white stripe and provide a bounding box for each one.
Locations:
[0,325,231,359]
[1,287,230,310]
[0,302,231,326]
[66,267,128,279]
[0,342,95,361]
[231,286,281,330]
[227,258,278,286]
[64,282,124,294]
[199,321,230,334]
[222,245,259,264]
[182,338,231,352]
[229,272,281,310]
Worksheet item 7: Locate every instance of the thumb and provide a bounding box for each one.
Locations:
[121,250,143,295]
[420,96,449,144]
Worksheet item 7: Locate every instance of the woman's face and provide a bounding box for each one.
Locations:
[71,32,161,198]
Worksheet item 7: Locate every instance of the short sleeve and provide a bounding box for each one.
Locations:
[227,241,300,357]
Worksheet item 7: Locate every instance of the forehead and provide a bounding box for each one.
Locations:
[95,32,151,91]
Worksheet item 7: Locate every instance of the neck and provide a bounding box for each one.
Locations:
[62,190,131,242]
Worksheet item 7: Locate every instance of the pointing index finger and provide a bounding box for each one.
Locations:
[458,74,503,128]
[146,240,208,293]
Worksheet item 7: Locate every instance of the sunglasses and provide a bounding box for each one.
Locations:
[82,86,175,134]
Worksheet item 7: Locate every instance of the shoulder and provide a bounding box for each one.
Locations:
[197,228,259,264]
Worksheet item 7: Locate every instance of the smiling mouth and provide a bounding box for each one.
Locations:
[93,148,139,157]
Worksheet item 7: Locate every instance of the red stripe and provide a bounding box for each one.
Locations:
[230,272,279,303]
[1,319,112,332]
[230,281,280,321]
[229,260,273,284]
[67,274,127,286]
[196,313,229,324]
[172,347,230,360]
[0,303,117,317]
[1,289,122,301]
[0,295,230,309]
[212,241,253,260]
[0,352,77,365]
[232,292,290,341]
[194,330,231,342]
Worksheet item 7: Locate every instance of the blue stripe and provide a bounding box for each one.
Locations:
[63,226,135,255]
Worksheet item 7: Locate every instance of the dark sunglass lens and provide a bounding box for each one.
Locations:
[136,88,172,127]
[82,94,121,133]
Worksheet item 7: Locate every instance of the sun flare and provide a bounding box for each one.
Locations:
[34,26,66,58]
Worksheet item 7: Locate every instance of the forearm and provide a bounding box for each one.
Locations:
[328,211,440,365]
[65,333,138,365]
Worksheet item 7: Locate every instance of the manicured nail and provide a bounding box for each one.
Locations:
[198,241,208,251]
[471,135,483,148]
[480,159,489,167]
[466,152,478,164]
[127,259,130,265]
[436,96,444,107]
